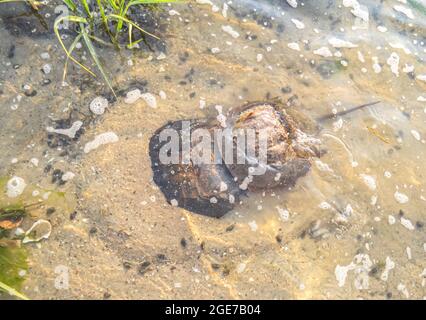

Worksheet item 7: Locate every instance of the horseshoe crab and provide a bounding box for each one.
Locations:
[149,101,320,217]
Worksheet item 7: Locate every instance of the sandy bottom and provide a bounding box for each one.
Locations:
[0,0,425,299]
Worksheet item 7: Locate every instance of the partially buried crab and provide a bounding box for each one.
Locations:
[149,101,321,218]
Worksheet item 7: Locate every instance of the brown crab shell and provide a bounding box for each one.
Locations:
[222,101,317,190]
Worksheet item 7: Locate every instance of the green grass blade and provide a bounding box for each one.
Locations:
[127,37,144,49]
[115,0,127,35]
[54,15,96,77]
[81,0,92,18]
[96,0,118,46]
[0,280,29,300]
[61,0,76,11]
[105,0,120,11]
[107,13,160,40]
[128,23,133,45]
[62,32,83,82]
[80,23,117,97]
[88,35,115,47]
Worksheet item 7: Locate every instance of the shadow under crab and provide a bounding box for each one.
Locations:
[149,101,321,218]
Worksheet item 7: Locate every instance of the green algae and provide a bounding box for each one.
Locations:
[0,246,29,300]
[408,0,426,16]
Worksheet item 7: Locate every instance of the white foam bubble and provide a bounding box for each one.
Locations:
[84,132,119,153]
[90,96,108,115]
[6,176,27,198]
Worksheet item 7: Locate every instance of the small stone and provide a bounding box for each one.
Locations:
[286,0,298,8]
[141,93,157,108]
[248,220,258,231]
[46,207,56,215]
[30,158,39,167]
[42,64,52,74]
[157,52,166,60]
[40,52,50,60]
[124,89,142,104]
[222,25,240,38]
[400,217,415,231]
[394,191,409,204]
[61,171,75,181]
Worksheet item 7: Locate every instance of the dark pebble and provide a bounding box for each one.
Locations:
[316,62,337,79]
[369,266,379,277]
[44,164,52,173]
[89,227,97,234]
[416,221,423,229]
[211,263,221,270]
[156,254,167,262]
[180,238,187,248]
[179,51,189,63]
[222,266,230,277]
[138,261,151,275]
[8,44,15,59]
[69,211,77,220]
[225,224,235,232]
[184,68,195,79]
[23,87,37,97]
[46,207,56,215]
[287,94,299,106]
[281,86,292,94]
[51,169,64,184]
[276,24,285,34]
[189,92,196,98]
[59,150,68,157]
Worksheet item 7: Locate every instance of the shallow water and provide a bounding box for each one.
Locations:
[0,0,425,299]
